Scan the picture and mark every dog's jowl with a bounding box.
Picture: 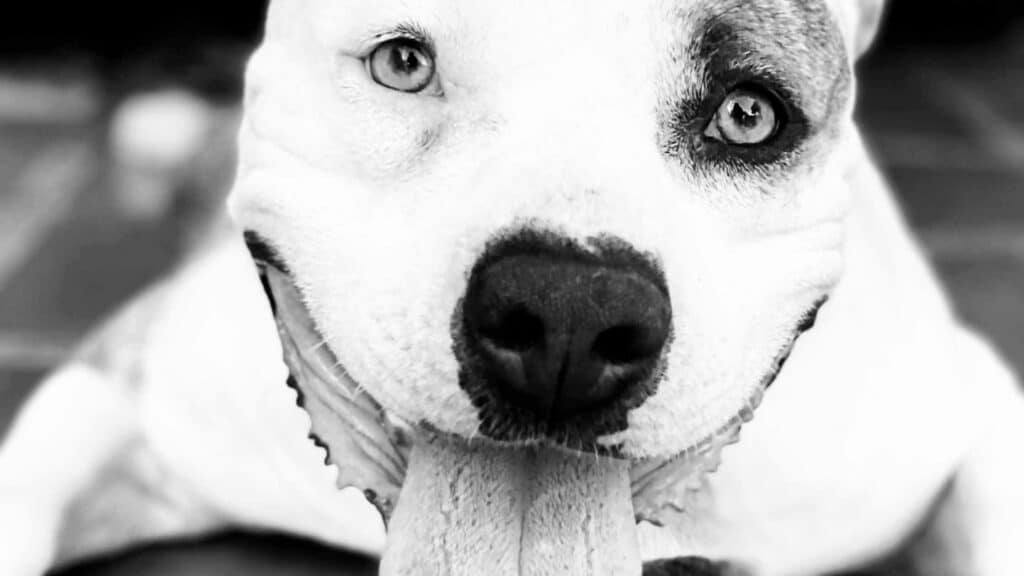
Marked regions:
[1,0,1023,575]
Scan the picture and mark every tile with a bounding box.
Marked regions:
[935,255,1024,377]
[901,54,1024,130]
[857,46,1024,149]
[856,53,982,140]
[0,124,85,189]
[0,368,44,442]
[0,168,184,335]
[856,81,977,141]
[884,166,1024,230]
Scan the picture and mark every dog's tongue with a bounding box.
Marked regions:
[256,258,758,574]
[254,262,644,574]
[382,434,641,576]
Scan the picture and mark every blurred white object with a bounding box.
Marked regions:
[109,89,238,225]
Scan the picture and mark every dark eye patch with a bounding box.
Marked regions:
[658,0,851,174]
[666,66,812,170]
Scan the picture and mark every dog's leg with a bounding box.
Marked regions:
[900,331,1024,576]
[0,362,223,575]
[0,365,137,574]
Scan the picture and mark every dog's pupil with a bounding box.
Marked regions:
[730,99,762,129]
[391,46,421,75]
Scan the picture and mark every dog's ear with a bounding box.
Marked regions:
[833,0,888,59]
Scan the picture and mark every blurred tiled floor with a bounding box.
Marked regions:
[0,117,186,440]
[0,38,1023,575]
[857,45,1024,375]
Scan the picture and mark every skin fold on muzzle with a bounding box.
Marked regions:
[243,229,824,576]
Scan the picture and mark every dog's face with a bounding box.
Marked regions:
[231,0,875,461]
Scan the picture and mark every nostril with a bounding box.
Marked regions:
[592,324,665,366]
[479,306,546,353]
[460,233,674,428]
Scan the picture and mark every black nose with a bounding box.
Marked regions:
[462,236,672,422]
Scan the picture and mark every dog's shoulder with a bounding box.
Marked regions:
[74,233,277,397]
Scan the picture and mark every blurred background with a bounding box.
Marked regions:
[0,2,1022,574]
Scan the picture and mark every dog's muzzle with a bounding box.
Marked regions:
[456,230,673,447]
[244,229,760,527]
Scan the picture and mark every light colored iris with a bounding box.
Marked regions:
[368,40,436,93]
[706,88,779,146]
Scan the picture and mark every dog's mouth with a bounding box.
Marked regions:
[247,237,796,574]
[251,248,761,519]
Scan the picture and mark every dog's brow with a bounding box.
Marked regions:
[342,17,436,56]
[370,21,432,46]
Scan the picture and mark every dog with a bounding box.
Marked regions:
[2,0,1023,574]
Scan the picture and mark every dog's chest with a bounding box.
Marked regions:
[667,318,972,573]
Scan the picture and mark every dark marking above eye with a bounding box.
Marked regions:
[691,0,850,123]
[657,0,852,171]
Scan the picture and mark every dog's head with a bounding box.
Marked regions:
[231,0,883,488]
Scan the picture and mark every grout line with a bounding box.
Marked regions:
[901,68,1024,263]
[0,332,75,372]
[865,132,1018,173]
[921,227,1024,262]
[0,141,95,294]
[0,77,98,125]
[917,67,1024,174]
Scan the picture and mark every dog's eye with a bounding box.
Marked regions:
[705,87,781,146]
[368,39,436,93]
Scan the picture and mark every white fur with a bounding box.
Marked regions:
[232,0,851,458]
[1,1,1022,574]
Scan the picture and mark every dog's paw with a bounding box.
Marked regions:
[643,556,751,576]
[0,542,52,576]
[0,498,58,576]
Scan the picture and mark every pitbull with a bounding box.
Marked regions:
[1,0,1022,574]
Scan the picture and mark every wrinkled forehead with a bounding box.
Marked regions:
[674,0,846,64]
[270,0,847,50]
[262,0,849,114]
[669,0,849,119]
